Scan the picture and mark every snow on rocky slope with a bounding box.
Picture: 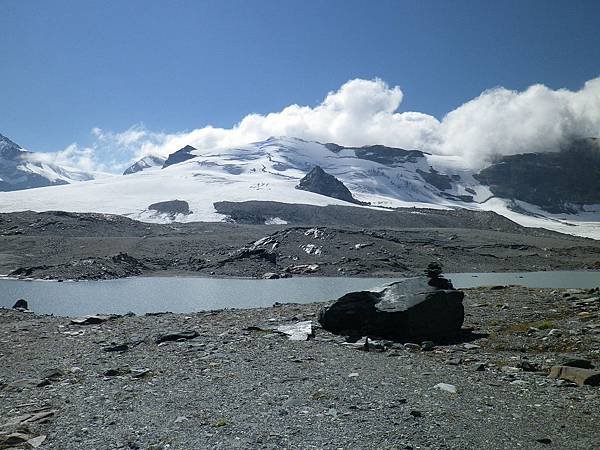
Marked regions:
[0,136,599,239]
[123,155,165,175]
[0,133,96,191]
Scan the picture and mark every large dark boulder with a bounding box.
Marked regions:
[318,277,464,340]
[296,166,363,205]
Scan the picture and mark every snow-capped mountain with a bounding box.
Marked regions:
[0,136,599,239]
[123,155,166,175]
[0,133,95,191]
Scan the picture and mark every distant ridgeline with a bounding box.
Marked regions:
[475,138,600,213]
[0,133,94,191]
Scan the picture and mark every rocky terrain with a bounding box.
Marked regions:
[1,285,599,449]
[2,209,600,281]
[475,138,600,213]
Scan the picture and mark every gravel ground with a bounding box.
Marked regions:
[1,286,599,449]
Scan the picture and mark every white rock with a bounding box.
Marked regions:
[27,435,47,448]
[434,383,458,394]
[275,321,313,341]
[463,343,480,350]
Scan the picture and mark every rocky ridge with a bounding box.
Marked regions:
[0,133,94,192]
[475,138,600,213]
[2,210,600,281]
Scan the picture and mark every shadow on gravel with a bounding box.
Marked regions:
[344,329,489,345]
[432,329,490,345]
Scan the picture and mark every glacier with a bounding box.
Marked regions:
[0,136,599,239]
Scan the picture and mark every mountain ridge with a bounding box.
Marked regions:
[1,135,600,239]
[0,133,95,192]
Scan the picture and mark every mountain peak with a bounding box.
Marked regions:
[0,133,23,158]
[296,165,363,205]
[162,145,197,168]
[123,155,166,175]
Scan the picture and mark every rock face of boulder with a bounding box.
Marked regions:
[296,166,362,205]
[148,200,191,216]
[318,277,464,340]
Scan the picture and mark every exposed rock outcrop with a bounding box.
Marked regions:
[475,138,600,213]
[148,200,191,216]
[162,145,197,168]
[295,166,363,205]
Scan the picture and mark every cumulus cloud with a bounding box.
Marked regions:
[24,143,106,173]
[438,78,600,165]
[55,76,600,172]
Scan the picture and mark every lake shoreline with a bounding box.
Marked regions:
[1,285,599,449]
[2,268,600,284]
[2,271,600,317]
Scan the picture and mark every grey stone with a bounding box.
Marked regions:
[12,298,28,309]
[103,343,129,352]
[472,363,486,372]
[421,340,436,351]
[71,315,110,325]
[549,366,600,386]
[104,367,131,377]
[262,272,280,279]
[155,330,199,344]
[434,382,458,394]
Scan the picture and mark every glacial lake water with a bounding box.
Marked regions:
[0,271,599,317]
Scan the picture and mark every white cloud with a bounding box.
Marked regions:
[44,76,600,173]
[24,143,105,173]
[437,78,600,166]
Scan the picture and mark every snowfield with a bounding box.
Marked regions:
[1,137,599,239]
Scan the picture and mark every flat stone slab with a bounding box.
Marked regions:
[70,315,110,325]
[549,366,600,386]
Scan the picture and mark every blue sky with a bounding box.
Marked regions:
[1,0,599,160]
